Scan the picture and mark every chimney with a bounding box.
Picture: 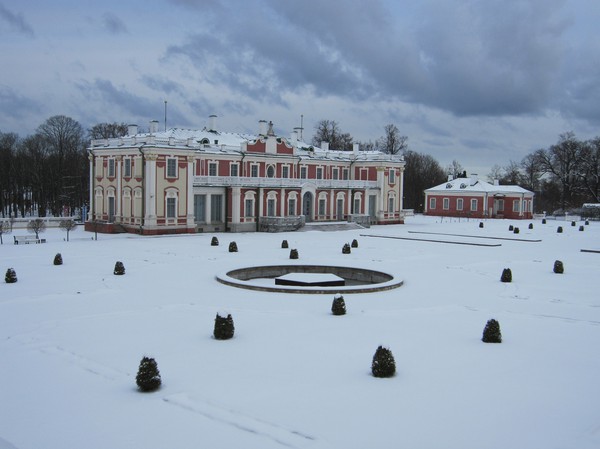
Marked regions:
[494,179,499,186]
[128,124,138,136]
[321,141,329,151]
[470,173,478,185]
[258,120,268,136]
[291,130,298,142]
[293,127,303,141]
[149,120,159,134]
[208,114,217,132]
[353,143,359,155]
[447,174,453,182]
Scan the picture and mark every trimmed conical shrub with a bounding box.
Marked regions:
[513,227,520,234]
[5,268,17,283]
[289,249,299,259]
[501,268,512,283]
[579,225,584,232]
[528,223,533,230]
[508,225,514,231]
[53,253,63,265]
[542,218,547,224]
[553,260,564,274]
[281,239,289,249]
[136,356,161,392]
[479,222,484,228]
[585,220,590,225]
[228,241,238,252]
[211,236,219,246]
[331,294,346,316]
[342,243,351,254]
[482,319,502,343]
[114,261,125,275]
[557,226,563,233]
[371,346,396,378]
[571,221,576,227]
[351,239,359,248]
[213,313,235,340]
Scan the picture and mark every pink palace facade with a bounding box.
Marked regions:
[86,117,405,235]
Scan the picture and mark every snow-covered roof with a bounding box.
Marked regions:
[425,177,533,195]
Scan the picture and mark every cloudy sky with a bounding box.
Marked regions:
[1,0,598,174]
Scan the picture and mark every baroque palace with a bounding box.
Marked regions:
[86,116,405,235]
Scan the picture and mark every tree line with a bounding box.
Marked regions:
[2,115,597,219]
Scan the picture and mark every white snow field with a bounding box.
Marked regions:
[1,215,599,449]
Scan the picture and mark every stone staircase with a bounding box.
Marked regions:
[300,221,366,232]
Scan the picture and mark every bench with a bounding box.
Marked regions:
[14,235,45,244]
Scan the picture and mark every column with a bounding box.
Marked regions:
[145,154,157,226]
[186,156,195,227]
[232,187,241,224]
[116,156,122,222]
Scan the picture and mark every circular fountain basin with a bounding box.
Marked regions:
[216,264,403,294]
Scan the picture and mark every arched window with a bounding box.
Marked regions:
[266,165,275,178]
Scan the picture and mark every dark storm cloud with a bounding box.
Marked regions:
[166,0,596,123]
[0,3,34,36]
[140,75,184,96]
[76,79,161,117]
[102,12,128,35]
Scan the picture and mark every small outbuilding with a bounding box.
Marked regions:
[424,174,534,219]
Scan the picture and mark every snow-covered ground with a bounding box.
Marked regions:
[1,215,599,449]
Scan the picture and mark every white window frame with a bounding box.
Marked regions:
[250,164,259,177]
[230,163,239,177]
[108,158,115,178]
[342,168,349,180]
[471,199,478,212]
[443,197,450,210]
[332,168,339,180]
[266,165,275,178]
[429,197,436,210]
[457,198,463,211]
[300,166,307,179]
[281,165,289,179]
[389,169,395,184]
[513,200,520,213]
[208,162,218,177]
[316,167,323,180]
[124,158,131,178]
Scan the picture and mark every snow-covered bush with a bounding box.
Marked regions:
[214,313,235,340]
[513,227,520,234]
[281,239,289,249]
[482,319,502,343]
[114,261,125,275]
[342,243,351,254]
[509,225,514,231]
[579,225,584,232]
[351,239,359,248]
[501,268,512,283]
[571,221,576,227]
[53,253,63,266]
[557,226,563,233]
[542,218,547,224]
[553,260,564,274]
[211,236,219,246]
[331,294,346,316]
[136,356,161,392]
[5,268,17,283]
[371,346,396,378]
[289,249,299,259]
[479,222,484,228]
[228,241,238,252]
[528,223,533,230]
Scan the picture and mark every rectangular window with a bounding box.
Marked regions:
[209,162,218,176]
[443,198,450,210]
[332,168,339,180]
[318,199,326,216]
[211,195,223,222]
[316,167,323,179]
[429,198,436,210]
[513,200,520,213]
[251,165,259,177]
[108,159,115,178]
[194,195,206,222]
[498,199,504,211]
[166,197,176,218]
[124,158,131,178]
[267,199,276,216]
[343,169,349,180]
[457,198,463,211]
[245,199,254,217]
[282,166,289,178]
[288,198,296,215]
[388,197,395,214]
[167,158,177,178]
[230,163,238,177]
[353,198,360,214]
[471,199,478,211]
[389,169,395,184]
[300,166,307,179]
[360,168,368,180]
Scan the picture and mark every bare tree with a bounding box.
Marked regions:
[447,160,466,179]
[580,137,600,202]
[88,122,129,140]
[0,220,10,244]
[27,218,46,239]
[487,164,504,183]
[521,152,543,192]
[311,120,353,151]
[502,160,524,185]
[378,124,408,155]
[403,150,447,211]
[59,219,77,242]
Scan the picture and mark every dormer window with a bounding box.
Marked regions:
[446,183,452,189]
[460,183,467,189]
